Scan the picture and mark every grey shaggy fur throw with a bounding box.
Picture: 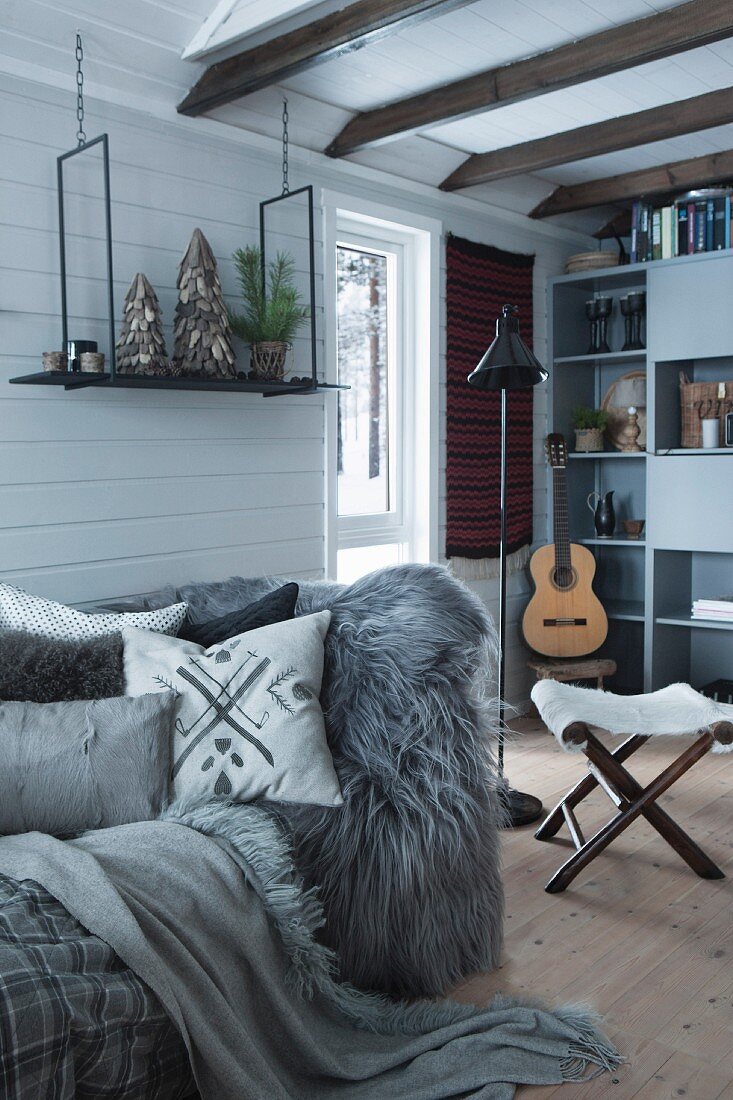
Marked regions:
[0,630,124,703]
[104,564,504,999]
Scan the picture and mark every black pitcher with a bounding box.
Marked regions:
[587,490,615,537]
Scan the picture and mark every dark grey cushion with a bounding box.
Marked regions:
[178,582,299,648]
[102,564,504,999]
[0,694,176,836]
[0,630,124,703]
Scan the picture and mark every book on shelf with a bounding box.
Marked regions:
[630,200,639,262]
[691,596,733,621]
[652,209,662,261]
[692,597,733,609]
[694,200,707,253]
[630,188,733,264]
[688,201,697,254]
[640,204,650,263]
[661,206,673,259]
[713,195,728,250]
[676,204,688,258]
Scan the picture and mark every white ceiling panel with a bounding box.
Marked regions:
[183,0,318,58]
[536,122,733,187]
[0,0,731,224]
[209,85,352,148]
[423,44,733,154]
[281,0,682,112]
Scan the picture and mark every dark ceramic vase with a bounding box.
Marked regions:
[587,490,615,537]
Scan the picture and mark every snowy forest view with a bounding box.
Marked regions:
[336,245,391,518]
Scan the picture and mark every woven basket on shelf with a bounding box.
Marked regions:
[250,341,291,381]
[564,252,619,274]
[679,373,733,448]
[574,428,605,452]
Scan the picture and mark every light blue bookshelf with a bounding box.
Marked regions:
[547,250,733,693]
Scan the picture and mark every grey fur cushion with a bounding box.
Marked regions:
[0,630,124,702]
[102,564,504,998]
[0,694,176,836]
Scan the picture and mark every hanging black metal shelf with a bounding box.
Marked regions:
[28,78,343,400]
[9,371,347,397]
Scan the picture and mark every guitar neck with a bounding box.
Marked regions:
[552,467,572,573]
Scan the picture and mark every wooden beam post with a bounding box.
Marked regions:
[532,148,733,218]
[594,211,633,240]
[326,0,733,157]
[177,0,471,117]
[440,86,733,192]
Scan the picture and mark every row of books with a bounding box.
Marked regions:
[630,191,733,264]
[691,597,733,622]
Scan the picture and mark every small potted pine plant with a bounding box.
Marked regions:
[229,246,309,381]
[572,405,609,452]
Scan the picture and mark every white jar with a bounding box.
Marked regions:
[702,418,719,449]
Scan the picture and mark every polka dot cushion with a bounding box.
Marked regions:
[0,583,187,640]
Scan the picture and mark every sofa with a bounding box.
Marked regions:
[106,562,505,998]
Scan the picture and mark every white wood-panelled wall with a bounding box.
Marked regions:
[0,72,591,705]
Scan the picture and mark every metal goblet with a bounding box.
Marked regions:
[626,291,646,350]
[595,296,613,354]
[585,299,601,354]
[620,295,634,351]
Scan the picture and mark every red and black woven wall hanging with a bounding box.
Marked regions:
[445,233,535,579]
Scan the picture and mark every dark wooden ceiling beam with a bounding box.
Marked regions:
[178,0,471,116]
[327,0,733,157]
[439,86,733,192]
[531,148,733,219]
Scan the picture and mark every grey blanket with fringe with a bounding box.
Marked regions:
[0,802,620,1099]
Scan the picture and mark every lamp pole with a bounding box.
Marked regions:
[467,305,546,828]
[498,387,508,774]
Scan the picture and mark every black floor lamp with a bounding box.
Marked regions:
[467,305,547,828]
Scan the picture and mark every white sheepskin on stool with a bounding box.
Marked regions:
[532,680,733,754]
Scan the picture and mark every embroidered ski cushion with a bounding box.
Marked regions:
[0,694,176,836]
[0,584,187,641]
[122,611,342,808]
[178,583,299,648]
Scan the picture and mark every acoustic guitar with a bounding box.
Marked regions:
[522,433,608,658]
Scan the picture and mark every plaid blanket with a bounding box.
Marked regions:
[0,811,622,1099]
[0,873,196,1099]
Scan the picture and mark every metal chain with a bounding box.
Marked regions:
[75,33,86,147]
[281,98,289,195]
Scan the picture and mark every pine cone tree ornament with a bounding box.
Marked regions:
[116,273,169,375]
[172,229,236,378]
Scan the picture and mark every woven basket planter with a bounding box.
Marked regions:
[679,372,733,448]
[574,428,604,453]
[250,341,291,381]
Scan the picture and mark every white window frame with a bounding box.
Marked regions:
[334,225,406,542]
[322,191,441,579]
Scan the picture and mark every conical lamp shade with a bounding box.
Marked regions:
[467,305,548,392]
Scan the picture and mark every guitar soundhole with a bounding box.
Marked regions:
[553,566,575,590]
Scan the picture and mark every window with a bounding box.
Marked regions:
[323,195,441,582]
[335,227,406,581]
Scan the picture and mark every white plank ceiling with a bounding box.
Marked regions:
[3,0,733,222]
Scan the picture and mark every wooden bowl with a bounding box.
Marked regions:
[623,519,645,539]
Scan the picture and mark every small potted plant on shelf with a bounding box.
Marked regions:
[229,246,310,381]
[572,406,609,452]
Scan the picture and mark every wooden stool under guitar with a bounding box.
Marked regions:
[523,434,608,660]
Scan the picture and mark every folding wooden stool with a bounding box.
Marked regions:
[531,680,733,894]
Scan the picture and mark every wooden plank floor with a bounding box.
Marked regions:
[452,716,733,1099]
